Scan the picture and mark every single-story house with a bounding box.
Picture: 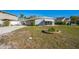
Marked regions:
[18,16,55,26]
[55,17,65,22]
[65,18,71,24]
[0,11,21,26]
[55,17,71,25]
[35,17,55,26]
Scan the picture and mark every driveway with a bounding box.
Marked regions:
[0,26,25,35]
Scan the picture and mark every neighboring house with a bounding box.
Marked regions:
[70,17,79,25]
[55,17,65,22]
[55,17,71,25]
[18,15,35,26]
[35,17,55,26]
[0,11,21,26]
[65,18,71,24]
[76,17,79,25]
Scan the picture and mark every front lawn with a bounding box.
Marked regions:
[0,25,79,48]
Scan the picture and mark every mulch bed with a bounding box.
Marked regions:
[42,30,61,34]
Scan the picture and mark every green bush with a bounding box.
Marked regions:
[3,20,10,26]
[31,21,35,26]
[48,27,55,32]
[76,21,79,25]
[55,21,66,25]
[31,22,35,26]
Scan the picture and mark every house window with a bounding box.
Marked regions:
[45,21,52,25]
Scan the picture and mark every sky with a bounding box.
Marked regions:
[2,10,79,18]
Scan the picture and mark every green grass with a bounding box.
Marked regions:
[0,25,79,49]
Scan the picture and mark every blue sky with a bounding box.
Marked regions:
[2,10,79,17]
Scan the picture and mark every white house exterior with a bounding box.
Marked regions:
[0,11,21,26]
[35,17,55,26]
[0,20,3,26]
[9,21,22,26]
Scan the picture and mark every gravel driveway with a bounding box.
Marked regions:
[0,26,25,35]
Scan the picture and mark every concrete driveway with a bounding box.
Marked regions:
[0,26,25,35]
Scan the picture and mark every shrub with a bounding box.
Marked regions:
[67,23,70,25]
[76,21,79,25]
[31,20,35,26]
[3,20,10,26]
[55,21,66,25]
[48,27,55,32]
[31,22,35,26]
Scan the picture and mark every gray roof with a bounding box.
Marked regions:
[0,11,17,17]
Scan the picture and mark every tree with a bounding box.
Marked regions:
[19,14,24,18]
[70,16,78,24]
[29,16,37,26]
[18,14,25,21]
[29,16,37,20]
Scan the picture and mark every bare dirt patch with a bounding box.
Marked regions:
[0,28,32,49]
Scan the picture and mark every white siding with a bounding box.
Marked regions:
[35,19,44,25]
[44,19,55,25]
[35,18,55,26]
[10,21,21,26]
[0,20,21,26]
[0,20,3,24]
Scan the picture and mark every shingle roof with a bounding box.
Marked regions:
[0,11,17,17]
[56,17,65,20]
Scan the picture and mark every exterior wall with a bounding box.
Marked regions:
[62,18,66,22]
[10,21,22,26]
[0,20,22,26]
[0,20,4,26]
[44,19,55,26]
[35,19,44,25]
[52,20,55,25]
[21,20,35,26]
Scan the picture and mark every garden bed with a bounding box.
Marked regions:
[42,27,61,34]
[42,30,61,34]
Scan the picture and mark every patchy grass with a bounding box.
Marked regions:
[0,25,79,49]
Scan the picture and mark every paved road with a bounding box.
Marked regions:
[0,26,25,35]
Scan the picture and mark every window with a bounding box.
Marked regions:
[45,21,52,25]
